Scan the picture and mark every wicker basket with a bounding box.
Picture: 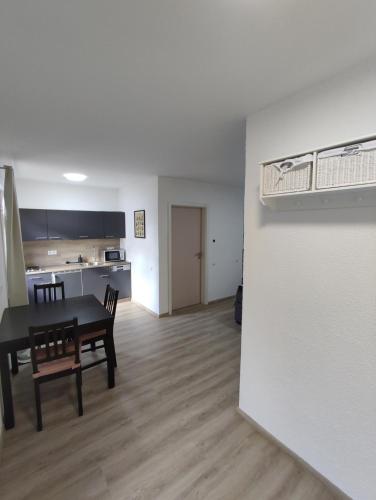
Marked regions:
[263,155,313,195]
[317,141,376,189]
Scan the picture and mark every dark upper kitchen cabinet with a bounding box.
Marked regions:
[47,210,103,240]
[20,209,125,241]
[102,211,125,238]
[20,209,48,241]
[75,211,103,239]
[47,210,78,240]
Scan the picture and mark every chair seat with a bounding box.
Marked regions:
[80,329,107,344]
[33,356,80,379]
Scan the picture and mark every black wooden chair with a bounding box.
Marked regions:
[11,281,66,376]
[34,281,65,304]
[80,285,118,386]
[29,317,83,431]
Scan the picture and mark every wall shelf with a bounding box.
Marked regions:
[260,134,376,210]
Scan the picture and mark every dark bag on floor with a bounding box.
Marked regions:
[234,285,242,325]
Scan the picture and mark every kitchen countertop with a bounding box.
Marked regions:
[25,261,131,275]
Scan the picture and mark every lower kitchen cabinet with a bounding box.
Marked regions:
[82,268,110,302]
[109,267,132,299]
[82,266,131,302]
[26,266,131,305]
[26,273,53,304]
[53,270,83,298]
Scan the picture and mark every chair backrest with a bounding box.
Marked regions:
[29,318,79,374]
[34,282,65,304]
[104,284,119,318]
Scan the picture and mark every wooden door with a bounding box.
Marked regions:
[172,206,202,311]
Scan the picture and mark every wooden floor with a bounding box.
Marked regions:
[0,299,342,500]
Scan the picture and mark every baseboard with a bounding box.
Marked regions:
[158,312,169,318]
[131,300,160,318]
[236,408,350,500]
[208,295,235,305]
[132,296,235,319]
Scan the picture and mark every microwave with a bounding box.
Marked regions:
[103,249,126,262]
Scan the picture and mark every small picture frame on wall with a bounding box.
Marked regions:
[134,210,145,238]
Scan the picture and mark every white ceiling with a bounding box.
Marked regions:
[1,1,376,188]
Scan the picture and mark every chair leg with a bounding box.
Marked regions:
[104,337,115,389]
[76,370,83,417]
[11,352,19,375]
[108,332,117,368]
[34,381,42,431]
[90,341,96,351]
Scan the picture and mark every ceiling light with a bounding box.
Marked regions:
[63,172,87,182]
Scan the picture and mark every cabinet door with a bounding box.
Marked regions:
[20,209,48,241]
[47,210,78,240]
[109,269,131,299]
[54,271,83,298]
[75,211,104,240]
[82,267,110,302]
[102,212,125,239]
[26,273,53,304]
[47,210,103,240]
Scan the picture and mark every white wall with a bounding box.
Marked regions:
[118,175,159,315]
[0,181,8,434]
[158,177,243,315]
[0,190,7,312]
[16,178,119,211]
[240,57,376,500]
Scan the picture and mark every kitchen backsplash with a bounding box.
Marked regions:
[23,239,120,267]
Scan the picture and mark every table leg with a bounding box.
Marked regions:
[11,352,19,375]
[106,325,115,389]
[0,351,15,429]
[108,330,117,368]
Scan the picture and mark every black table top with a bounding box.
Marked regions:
[0,295,112,351]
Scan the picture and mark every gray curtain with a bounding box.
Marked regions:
[3,166,28,306]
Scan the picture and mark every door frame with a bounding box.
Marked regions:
[168,203,208,315]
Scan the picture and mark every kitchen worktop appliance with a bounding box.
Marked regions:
[103,248,125,262]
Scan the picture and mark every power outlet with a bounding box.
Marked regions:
[48,250,57,256]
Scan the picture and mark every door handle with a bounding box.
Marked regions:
[195,252,203,259]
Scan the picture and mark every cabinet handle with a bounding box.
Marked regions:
[79,235,89,238]
[49,236,61,239]
[100,275,109,278]
[105,235,115,238]
[35,237,47,240]
[29,277,43,280]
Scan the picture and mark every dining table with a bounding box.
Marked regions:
[0,294,114,430]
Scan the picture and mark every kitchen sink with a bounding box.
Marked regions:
[78,262,102,267]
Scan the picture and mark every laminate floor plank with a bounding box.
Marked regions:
[0,299,344,500]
